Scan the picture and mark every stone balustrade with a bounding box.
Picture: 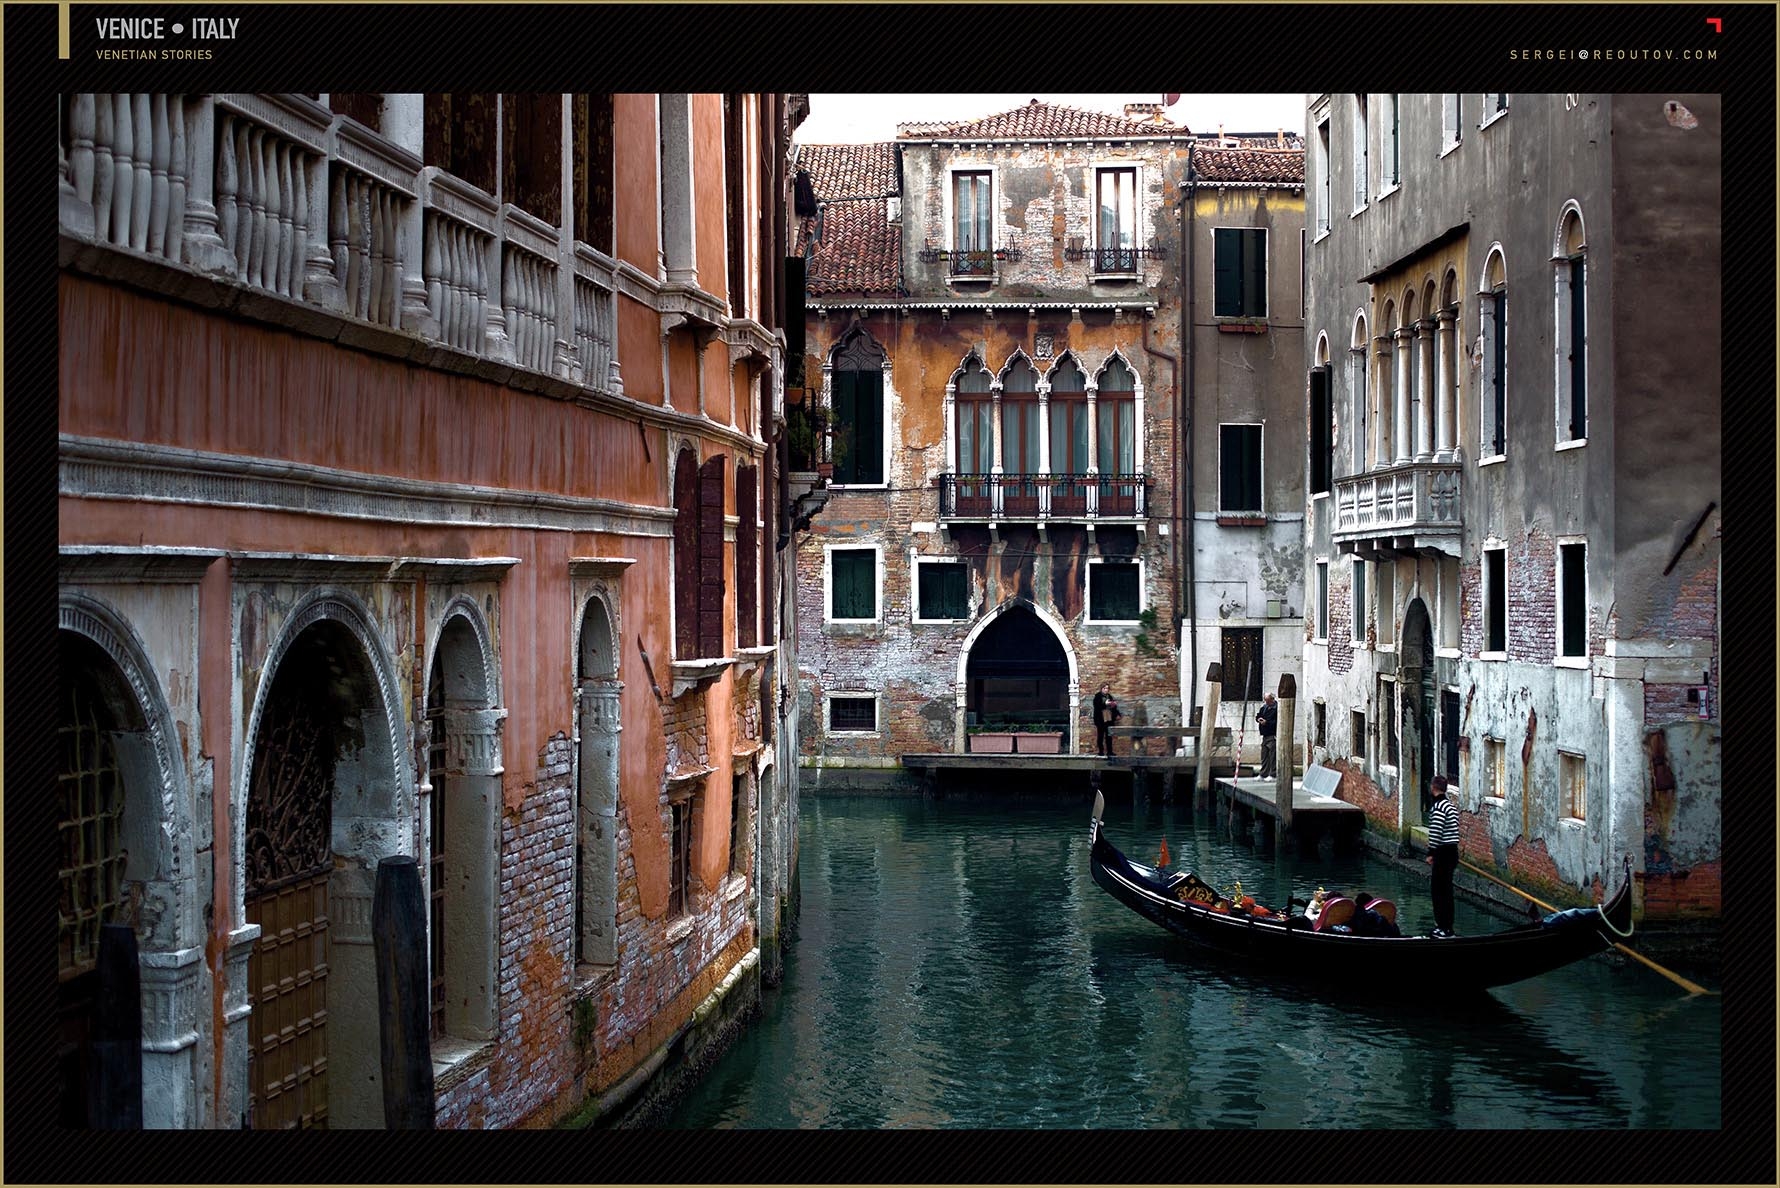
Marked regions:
[60,93,628,397]
[1331,460,1462,557]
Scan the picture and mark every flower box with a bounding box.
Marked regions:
[967,732,1016,754]
[1015,732,1063,754]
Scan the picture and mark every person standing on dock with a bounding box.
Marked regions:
[1255,693,1278,778]
[1093,682,1121,757]
[1426,775,1460,937]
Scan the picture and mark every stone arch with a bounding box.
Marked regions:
[57,591,202,1128]
[422,597,503,1047]
[954,598,1081,752]
[239,588,411,1129]
[1401,597,1436,827]
[1552,199,1587,258]
[1315,330,1331,366]
[574,588,624,966]
[1478,243,1508,294]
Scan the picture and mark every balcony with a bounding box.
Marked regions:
[58,93,623,393]
[938,473,1151,526]
[1331,461,1462,558]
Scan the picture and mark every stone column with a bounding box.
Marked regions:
[577,682,622,966]
[659,93,697,286]
[988,378,1005,517]
[942,380,957,476]
[1085,380,1100,515]
[1035,375,1051,516]
[1372,334,1392,472]
[1275,674,1297,833]
[382,93,438,338]
[1436,308,1459,460]
[220,922,261,1128]
[1392,325,1413,464]
[1195,662,1223,795]
[138,944,205,1129]
[178,95,235,275]
[1415,319,1435,460]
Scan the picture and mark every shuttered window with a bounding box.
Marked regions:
[830,549,876,621]
[736,465,757,650]
[698,455,727,658]
[1219,424,1263,513]
[1309,368,1332,495]
[831,368,884,485]
[1214,229,1267,317]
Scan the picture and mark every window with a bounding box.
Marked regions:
[736,465,758,649]
[724,95,747,319]
[1313,700,1327,749]
[1379,678,1398,767]
[1047,355,1090,481]
[1556,209,1588,443]
[1559,542,1587,659]
[424,93,498,195]
[829,548,878,622]
[1088,560,1141,622]
[1481,250,1508,458]
[1351,710,1367,760]
[572,94,615,254]
[668,454,720,660]
[1351,559,1368,643]
[956,354,995,474]
[1484,736,1505,800]
[1375,563,1394,646]
[1349,317,1369,475]
[1309,368,1332,496]
[501,93,564,224]
[1213,229,1267,317]
[669,798,693,918]
[1000,358,1041,514]
[1483,546,1506,654]
[1352,95,1369,211]
[1439,556,1461,651]
[1095,167,1137,272]
[1384,93,1401,188]
[1441,94,1462,152]
[1560,751,1587,820]
[1095,358,1139,514]
[1483,93,1509,125]
[1314,118,1331,234]
[829,695,877,733]
[831,331,886,485]
[952,170,993,274]
[916,561,970,621]
[729,773,747,876]
[1315,561,1329,641]
[1219,423,1263,513]
[1221,628,1264,701]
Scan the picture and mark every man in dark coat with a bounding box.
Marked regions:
[1092,682,1121,757]
[1255,692,1279,778]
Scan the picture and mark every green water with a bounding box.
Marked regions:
[666,794,1721,1129]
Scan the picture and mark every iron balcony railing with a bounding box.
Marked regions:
[1063,244,1168,272]
[939,473,1150,521]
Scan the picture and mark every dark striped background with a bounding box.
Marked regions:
[7,2,1770,1181]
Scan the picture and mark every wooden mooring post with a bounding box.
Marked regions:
[373,856,435,1129]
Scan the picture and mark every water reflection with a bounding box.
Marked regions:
[666,795,1720,1129]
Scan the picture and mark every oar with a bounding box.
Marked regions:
[1457,858,1716,997]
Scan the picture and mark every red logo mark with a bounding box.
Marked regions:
[1706,17,1722,32]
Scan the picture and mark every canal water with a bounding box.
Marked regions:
[666,793,1721,1129]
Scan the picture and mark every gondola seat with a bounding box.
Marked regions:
[1315,897,1355,931]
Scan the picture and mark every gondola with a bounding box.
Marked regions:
[1088,792,1634,992]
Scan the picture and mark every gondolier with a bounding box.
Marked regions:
[1426,775,1460,937]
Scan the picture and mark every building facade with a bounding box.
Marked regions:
[1299,93,1721,919]
[792,101,1305,768]
[56,91,807,1127]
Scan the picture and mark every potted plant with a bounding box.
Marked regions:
[1015,723,1064,754]
[786,402,823,474]
[967,724,1016,753]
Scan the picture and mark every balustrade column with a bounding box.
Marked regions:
[1435,308,1458,460]
[483,216,513,362]
[61,94,96,236]
[1392,325,1413,464]
[1414,318,1435,460]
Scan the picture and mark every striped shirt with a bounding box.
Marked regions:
[1428,797,1460,848]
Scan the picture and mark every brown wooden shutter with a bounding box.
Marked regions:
[698,455,728,657]
[736,465,758,650]
[674,450,699,657]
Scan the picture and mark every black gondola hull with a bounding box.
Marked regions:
[1089,810,1634,993]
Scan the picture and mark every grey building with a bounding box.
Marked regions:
[1299,93,1720,923]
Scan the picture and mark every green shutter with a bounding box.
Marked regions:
[1214,230,1238,316]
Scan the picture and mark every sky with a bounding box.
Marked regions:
[797,93,1305,145]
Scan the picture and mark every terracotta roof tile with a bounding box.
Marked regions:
[1193,147,1306,184]
[897,100,1180,142]
[798,142,899,201]
[800,198,901,296]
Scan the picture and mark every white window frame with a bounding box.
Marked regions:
[1552,203,1589,450]
[1481,542,1508,660]
[1091,161,1142,278]
[1556,537,1589,668]
[1478,245,1509,465]
[1351,94,1369,215]
[1213,226,1270,319]
[1313,113,1332,238]
[1377,93,1402,199]
[1377,674,1399,773]
[826,691,882,737]
[1436,555,1462,656]
[1086,556,1145,625]
[944,161,999,280]
[911,555,974,624]
[1217,420,1266,513]
[1558,750,1587,823]
[1314,559,1329,642]
[1441,94,1463,156]
[1480,92,1510,131]
[1350,708,1368,761]
[1482,735,1506,803]
[824,542,884,625]
[1351,558,1368,644]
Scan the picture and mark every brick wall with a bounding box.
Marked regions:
[1507,529,1556,665]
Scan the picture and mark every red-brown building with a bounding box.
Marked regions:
[56,92,807,1127]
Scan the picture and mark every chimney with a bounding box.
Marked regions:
[1276,128,1284,148]
[1124,102,1165,124]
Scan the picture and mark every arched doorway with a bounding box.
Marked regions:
[1401,598,1435,818]
[959,601,1075,744]
[244,610,404,1129]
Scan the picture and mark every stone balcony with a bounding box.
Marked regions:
[1331,460,1462,558]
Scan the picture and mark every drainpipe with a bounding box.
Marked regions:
[1181,144,1199,719]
